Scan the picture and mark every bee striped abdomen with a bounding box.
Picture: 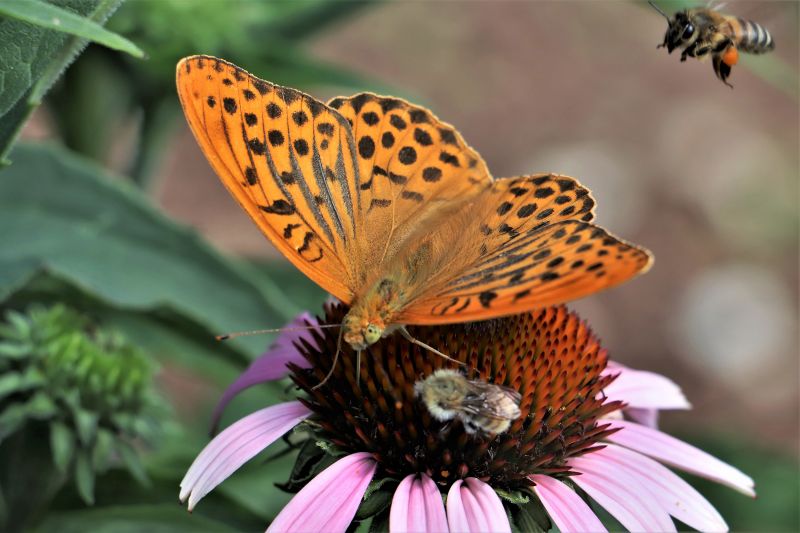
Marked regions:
[726,17,775,54]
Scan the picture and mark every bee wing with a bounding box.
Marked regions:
[461,381,522,420]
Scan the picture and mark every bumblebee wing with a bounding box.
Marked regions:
[461,382,522,420]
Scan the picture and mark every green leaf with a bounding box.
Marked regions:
[510,496,550,533]
[0,367,43,400]
[0,0,142,58]
[34,504,240,532]
[0,0,127,164]
[495,487,531,505]
[0,143,291,359]
[91,427,114,469]
[367,508,390,533]
[0,341,33,359]
[74,448,95,505]
[354,477,395,520]
[116,440,149,486]
[73,408,99,446]
[49,420,76,473]
[0,0,96,116]
[0,392,57,440]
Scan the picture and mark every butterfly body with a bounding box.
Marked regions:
[342,276,405,349]
[176,55,652,355]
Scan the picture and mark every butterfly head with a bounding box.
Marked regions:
[342,311,386,350]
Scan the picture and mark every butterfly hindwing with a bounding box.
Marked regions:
[176,55,359,301]
[396,174,652,324]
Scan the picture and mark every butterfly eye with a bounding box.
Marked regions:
[682,23,694,39]
[364,324,382,345]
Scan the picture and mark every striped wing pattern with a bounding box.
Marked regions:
[177,55,359,301]
[397,175,652,323]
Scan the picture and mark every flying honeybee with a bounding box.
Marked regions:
[414,369,522,435]
[649,2,775,87]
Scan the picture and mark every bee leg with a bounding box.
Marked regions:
[313,326,343,390]
[399,326,465,367]
[713,55,734,88]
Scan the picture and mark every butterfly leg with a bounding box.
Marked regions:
[398,327,465,366]
[313,327,343,390]
[355,349,362,388]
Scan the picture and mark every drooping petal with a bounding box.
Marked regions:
[624,407,659,428]
[602,419,756,497]
[447,478,511,533]
[569,452,676,532]
[210,313,317,432]
[180,401,311,510]
[531,475,607,533]
[390,473,448,532]
[602,363,691,411]
[593,444,728,532]
[267,452,377,533]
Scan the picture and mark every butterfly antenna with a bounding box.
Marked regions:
[648,1,670,21]
[313,327,343,390]
[216,324,340,341]
[399,327,465,367]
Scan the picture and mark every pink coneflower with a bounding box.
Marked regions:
[180,304,754,532]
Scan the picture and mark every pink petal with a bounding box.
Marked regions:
[595,444,728,532]
[447,478,511,533]
[390,473,448,532]
[601,364,691,411]
[602,419,755,497]
[210,313,317,432]
[569,453,676,532]
[267,452,377,532]
[625,407,660,428]
[180,401,311,510]
[531,475,607,533]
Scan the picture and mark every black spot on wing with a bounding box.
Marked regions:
[223,98,237,114]
[260,200,295,215]
[401,190,423,202]
[267,103,282,119]
[479,291,497,308]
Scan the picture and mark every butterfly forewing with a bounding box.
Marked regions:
[176,55,358,301]
[329,94,493,277]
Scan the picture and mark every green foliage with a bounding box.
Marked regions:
[0,303,165,529]
[0,143,291,360]
[509,495,550,533]
[34,504,241,533]
[0,0,142,57]
[0,0,131,165]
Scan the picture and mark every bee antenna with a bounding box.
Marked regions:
[648,1,670,21]
[216,323,340,341]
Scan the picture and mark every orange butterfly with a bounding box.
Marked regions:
[176,55,652,359]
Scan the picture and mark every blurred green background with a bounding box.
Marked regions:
[0,0,797,531]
